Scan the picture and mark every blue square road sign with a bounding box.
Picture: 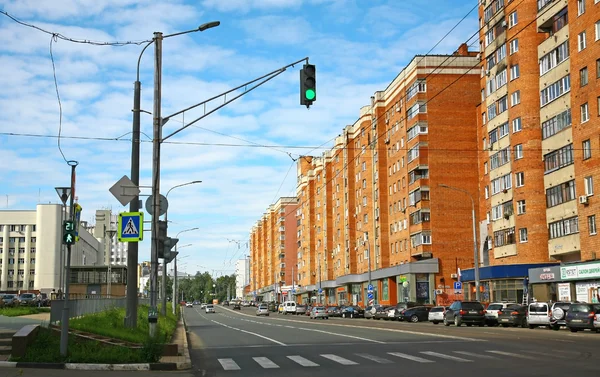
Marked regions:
[118,212,144,242]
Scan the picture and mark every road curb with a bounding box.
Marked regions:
[0,361,181,370]
[179,309,192,370]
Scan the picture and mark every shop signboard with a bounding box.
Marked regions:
[560,262,600,280]
[557,283,571,302]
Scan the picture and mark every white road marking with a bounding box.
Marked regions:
[320,354,358,365]
[421,351,473,362]
[453,351,497,359]
[355,353,394,364]
[206,317,286,346]
[253,357,279,369]
[287,355,320,367]
[218,305,483,342]
[486,350,536,359]
[521,350,570,358]
[388,352,434,363]
[299,327,386,344]
[218,359,240,370]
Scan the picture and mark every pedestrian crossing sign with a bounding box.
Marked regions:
[118,212,143,242]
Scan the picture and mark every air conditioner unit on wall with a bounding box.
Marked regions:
[435,289,444,295]
[579,195,589,205]
[450,273,458,279]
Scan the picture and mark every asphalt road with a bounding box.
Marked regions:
[187,305,600,377]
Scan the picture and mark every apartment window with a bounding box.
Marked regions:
[519,228,528,243]
[539,41,569,76]
[490,147,510,170]
[544,144,574,173]
[511,90,521,107]
[584,176,594,196]
[551,8,569,35]
[517,200,526,214]
[597,59,600,78]
[540,75,571,107]
[542,109,571,139]
[362,179,367,189]
[488,103,497,120]
[498,96,508,113]
[498,122,509,138]
[509,11,518,27]
[496,69,507,88]
[549,217,579,239]
[515,172,525,187]
[491,173,512,195]
[589,215,597,235]
[578,31,586,51]
[362,161,367,171]
[583,139,592,160]
[514,144,523,159]
[580,67,588,86]
[581,103,589,122]
[510,64,520,80]
[577,0,585,16]
[546,180,576,208]
[596,21,600,41]
[509,39,519,55]
[485,186,489,199]
[494,227,515,247]
[484,162,488,174]
[512,117,522,133]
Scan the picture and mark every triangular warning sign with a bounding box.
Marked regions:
[123,218,139,235]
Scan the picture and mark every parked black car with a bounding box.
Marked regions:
[233,302,241,310]
[566,303,600,332]
[372,305,391,320]
[328,306,345,317]
[401,306,431,323]
[341,306,364,318]
[393,301,418,321]
[497,305,528,328]
[444,301,486,327]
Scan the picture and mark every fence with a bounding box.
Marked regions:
[50,298,151,324]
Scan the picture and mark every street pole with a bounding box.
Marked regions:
[172,244,177,315]
[105,227,117,297]
[438,184,480,301]
[60,161,77,356]
[149,31,163,338]
[367,232,371,292]
[318,258,322,305]
[125,77,142,328]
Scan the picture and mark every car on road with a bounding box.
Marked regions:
[233,302,241,310]
[341,306,364,318]
[443,301,486,327]
[428,306,447,324]
[497,305,528,328]
[283,301,297,315]
[310,306,328,319]
[256,304,270,316]
[565,303,600,332]
[295,304,308,315]
[186,302,193,308]
[401,306,430,323]
[222,301,229,306]
[200,303,207,309]
[485,302,518,326]
[205,304,215,313]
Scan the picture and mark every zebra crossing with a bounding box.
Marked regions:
[216,348,549,371]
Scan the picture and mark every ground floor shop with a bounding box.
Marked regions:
[529,261,600,303]
[460,263,556,304]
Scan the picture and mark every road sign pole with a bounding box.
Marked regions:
[60,161,78,357]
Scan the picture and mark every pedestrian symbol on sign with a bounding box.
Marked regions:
[123,218,139,235]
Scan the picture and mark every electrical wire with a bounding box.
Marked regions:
[49,35,67,163]
[0,11,152,46]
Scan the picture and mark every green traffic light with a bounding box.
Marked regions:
[305,89,316,101]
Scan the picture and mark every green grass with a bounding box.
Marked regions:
[12,326,155,363]
[0,306,51,317]
[69,304,178,344]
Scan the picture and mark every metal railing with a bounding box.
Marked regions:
[50,298,150,323]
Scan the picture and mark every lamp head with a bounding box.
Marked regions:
[199,21,220,31]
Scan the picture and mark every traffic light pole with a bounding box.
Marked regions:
[60,161,78,357]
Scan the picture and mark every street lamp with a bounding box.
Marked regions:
[438,184,480,301]
[172,244,192,315]
[134,21,219,337]
[160,181,202,316]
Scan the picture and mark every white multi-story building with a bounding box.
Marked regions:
[235,257,250,299]
[89,209,128,266]
[0,204,101,293]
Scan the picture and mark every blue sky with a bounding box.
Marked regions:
[0,0,478,277]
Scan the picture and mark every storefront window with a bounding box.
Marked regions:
[382,279,389,301]
[338,291,347,305]
[492,279,523,303]
[416,273,429,304]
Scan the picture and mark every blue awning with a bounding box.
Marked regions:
[461,263,556,282]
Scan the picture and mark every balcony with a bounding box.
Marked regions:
[548,234,580,258]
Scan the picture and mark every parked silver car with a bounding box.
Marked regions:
[295,304,308,315]
[310,306,328,319]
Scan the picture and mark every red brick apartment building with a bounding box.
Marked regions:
[249,198,298,302]
[464,0,600,304]
[270,44,483,307]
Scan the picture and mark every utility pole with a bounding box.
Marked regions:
[149,31,163,337]
[318,258,322,305]
[172,245,177,315]
[125,77,141,328]
[60,161,77,356]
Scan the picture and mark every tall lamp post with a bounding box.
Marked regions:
[438,184,480,301]
[172,244,192,315]
[143,22,219,337]
[161,181,201,315]
[105,226,117,297]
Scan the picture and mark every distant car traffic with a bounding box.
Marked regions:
[186,302,193,308]
[205,304,215,313]
[256,304,269,316]
[233,302,241,310]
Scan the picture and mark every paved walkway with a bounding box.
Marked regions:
[159,315,191,368]
[0,313,49,332]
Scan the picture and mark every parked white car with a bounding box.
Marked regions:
[527,302,551,328]
[283,301,297,315]
[428,306,447,324]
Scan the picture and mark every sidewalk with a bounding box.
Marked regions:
[159,313,191,369]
